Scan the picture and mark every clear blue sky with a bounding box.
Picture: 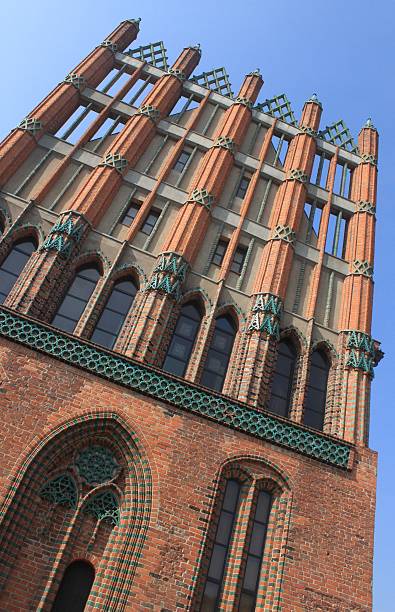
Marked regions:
[0,1,393,609]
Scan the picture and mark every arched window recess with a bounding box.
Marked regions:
[91,276,138,349]
[52,264,101,334]
[201,313,237,392]
[163,300,203,377]
[267,339,297,418]
[0,237,37,304]
[303,349,330,431]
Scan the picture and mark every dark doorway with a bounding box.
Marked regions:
[51,560,95,612]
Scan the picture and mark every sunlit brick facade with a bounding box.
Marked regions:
[0,19,381,611]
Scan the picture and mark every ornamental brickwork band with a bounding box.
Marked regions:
[0,17,381,612]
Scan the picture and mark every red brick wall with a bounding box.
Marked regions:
[0,337,376,611]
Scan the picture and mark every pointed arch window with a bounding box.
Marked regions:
[199,480,272,611]
[163,302,202,377]
[201,479,241,610]
[0,238,37,304]
[201,315,237,392]
[52,265,101,333]
[91,277,138,349]
[303,350,329,431]
[51,560,95,612]
[268,340,297,417]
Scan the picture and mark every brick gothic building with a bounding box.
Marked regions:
[0,18,381,612]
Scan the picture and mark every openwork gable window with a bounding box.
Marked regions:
[52,265,101,333]
[268,340,297,417]
[201,315,236,392]
[91,278,138,349]
[163,302,202,377]
[0,238,37,304]
[303,349,329,430]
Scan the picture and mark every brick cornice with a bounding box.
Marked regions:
[0,306,352,469]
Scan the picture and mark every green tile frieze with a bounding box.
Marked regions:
[0,307,352,469]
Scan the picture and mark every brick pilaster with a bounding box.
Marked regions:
[71,45,201,226]
[232,95,323,407]
[336,119,378,444]
[124,72,263,363]
[4,46,201,317]
[0,19,140,186]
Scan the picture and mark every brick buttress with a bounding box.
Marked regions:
[121,71,263,362]
[5,45,201,318]
[231,95,323,408]
[0,19,140,187]
[334,119,379,444]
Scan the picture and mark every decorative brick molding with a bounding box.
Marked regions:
[146,252,188,301]
[286,168,308,183]
[136,104,161,123]
[248,293,283,340]
[101,40,118,53]
[350,259,374,278]
[299,124,318,137]
[233,97,253,110]
[270,224,296,244]
[100,152,128,173]
[212,136,236,155]
[63,72,86,90]
[355,200,376,215]
[0,307,352,468]
[360,153,377,167]
[40,211,87,258]
[345,330,375,377]
[189,188,215,211]
[18,117,42,136]
[166,68,186,82]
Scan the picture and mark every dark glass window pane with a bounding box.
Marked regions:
[243,555,261,592]
[51,314,76,334]
[173,150,191,172]
[216,511,234,546]
[162,355,186,377]
[121,202,140,227]
[163,303,201,378]
[212,240,228,266]
[89,328,115,349]
[0,239,36,304]
[51,560,95,612]
[141,209,161,235]
[91,278,137,349]
[304,408,325,430]
[201,580,219,612]
[268,340,296,418]
[255,491,271,523]
[238,490,271,610]
[230,246,247,275]
[201,315,236,392]
[207,544,227,581]
[201,480,241,611]
[303,350,329,431]
[236,176,251,199]
[52,266,100,334]
[238,591,256,612]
